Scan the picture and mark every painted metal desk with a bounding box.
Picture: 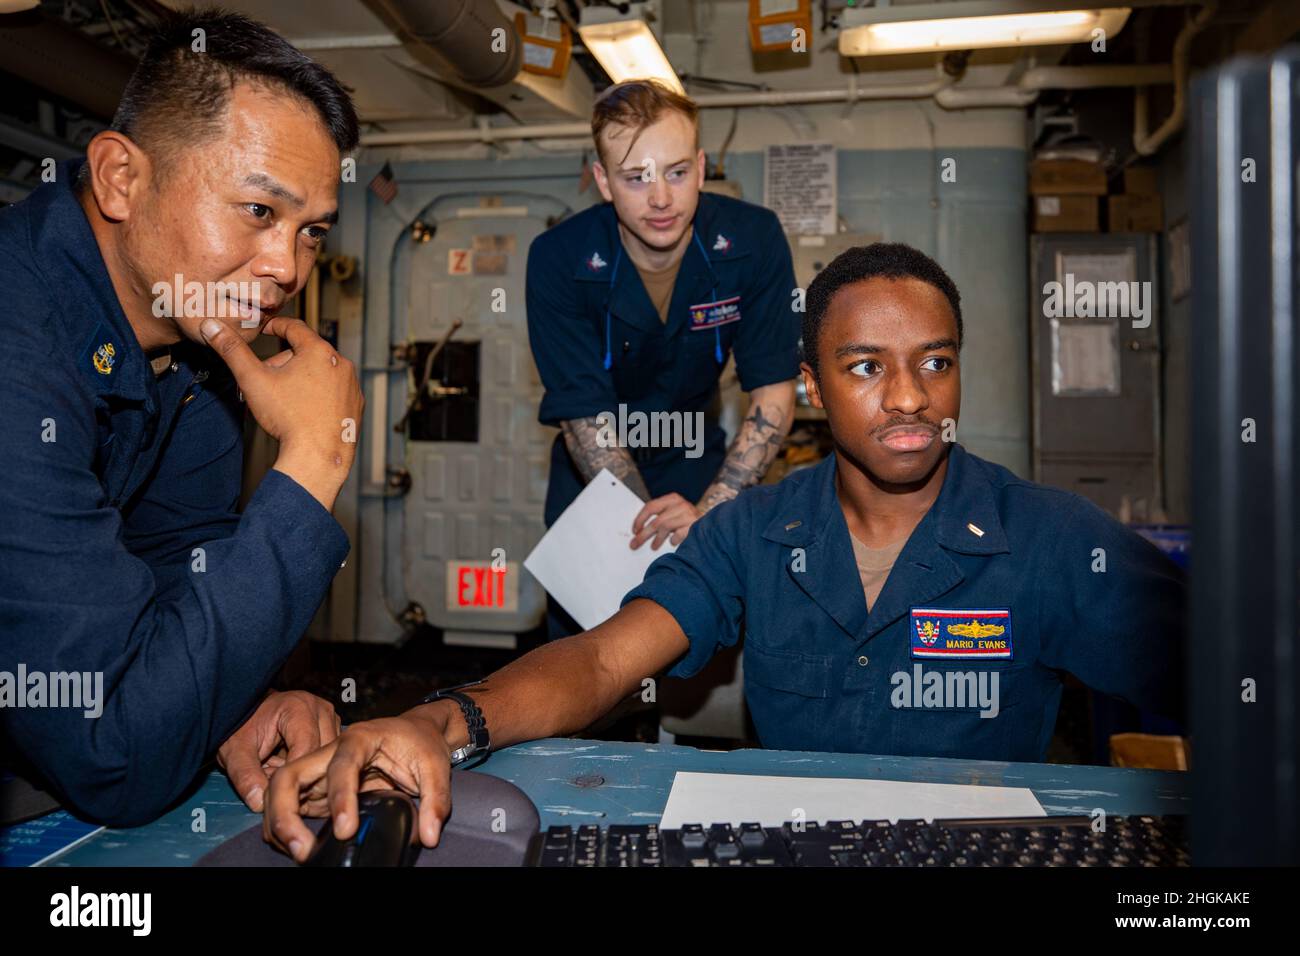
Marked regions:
[14,738,1190,866]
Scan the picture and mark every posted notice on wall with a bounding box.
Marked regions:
[764,142,837,235]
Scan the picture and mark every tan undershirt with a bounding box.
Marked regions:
[849,532,910,613]
[635,257,683,324]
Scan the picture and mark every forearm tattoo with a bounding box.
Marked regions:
[699,400,793,513]
[560,417,651,502]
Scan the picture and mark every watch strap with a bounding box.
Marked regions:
[421,682,490,763]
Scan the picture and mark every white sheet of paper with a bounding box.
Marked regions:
[523,468,676,631]
[659,771,1046,828]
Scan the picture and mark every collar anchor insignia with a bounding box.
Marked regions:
[92,342,117,375]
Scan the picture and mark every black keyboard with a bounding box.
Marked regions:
[531,815,1189,867]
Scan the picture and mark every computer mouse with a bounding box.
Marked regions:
[199,770,540,867]
[303,789,422,867]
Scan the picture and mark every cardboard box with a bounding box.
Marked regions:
[1029,159,1107,195]
[1033,195,1100,233]
[1122,164,1160,196]
[1108,193,1163,232]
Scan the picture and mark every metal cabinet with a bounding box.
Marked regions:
[1030,233,1164,518]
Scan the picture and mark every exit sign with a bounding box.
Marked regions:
[446,560,519,613]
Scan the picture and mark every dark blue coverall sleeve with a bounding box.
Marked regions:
[118,374,245,587]
[622,494,750,680]
[0,337,349,826]
[731,211,801,392]
[527,233,618,426]
[1036,496,1187,723]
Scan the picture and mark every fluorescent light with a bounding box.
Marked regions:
[578,6,684,94]
[840,2,1132,57]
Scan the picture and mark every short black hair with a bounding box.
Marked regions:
[76,7,357,190]
[802,243,963,377]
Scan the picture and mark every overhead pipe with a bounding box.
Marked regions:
[1021,63,1173,90]
[696,62,957,108]
[1133,1,1218,155]
[363,121,591,146]
[935,63,1174,110]
[370,0,522,88]
[936,84,1039,109]
[285,34,403,51]
[360,62,1180,146]
[0,116,81,162]
[361,62,956,144]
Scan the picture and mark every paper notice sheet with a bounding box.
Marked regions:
[659,771,1046,829]
[523,468,676,631]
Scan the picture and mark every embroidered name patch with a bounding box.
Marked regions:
[910,608,1013,660]
[689,295,741,330]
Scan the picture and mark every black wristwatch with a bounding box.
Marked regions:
[421,680,490,766]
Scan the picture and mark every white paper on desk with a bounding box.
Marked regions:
[523,468,676,631]
[659,771,1046,828]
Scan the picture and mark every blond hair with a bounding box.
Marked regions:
[591,79,699,165]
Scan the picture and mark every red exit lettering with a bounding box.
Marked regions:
[456,566,507,607]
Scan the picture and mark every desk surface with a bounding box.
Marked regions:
[14,739,1190,867]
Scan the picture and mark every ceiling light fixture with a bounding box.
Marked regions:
[578,3,684,94]
[839,1,1132,57]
